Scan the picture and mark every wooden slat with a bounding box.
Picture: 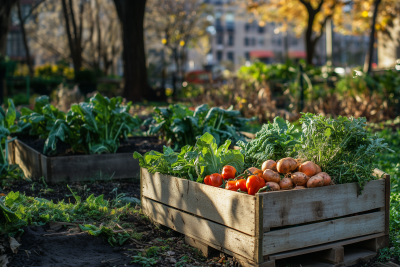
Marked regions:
[263,211,385,255]
[268,233,385,261]
[141,168,257,236]
[262,179,385,228]
[384,174,390,235]
[45,153,139,183]
[142,197,257,260]
[13,140,42,180]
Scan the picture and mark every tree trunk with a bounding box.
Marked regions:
[364,0,382,74]
[304,12,316,65]
[0,0,18,55]
[17,1,33,77]
[61,0,83,71]
[113,0,147,102]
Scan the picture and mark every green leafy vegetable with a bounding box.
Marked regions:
[145,104,254,150]
[134,132,244,181]
[296,113,393,190]
[237,117,301,169]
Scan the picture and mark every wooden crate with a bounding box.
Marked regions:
[7,139,140,183]
[140,168,390,267]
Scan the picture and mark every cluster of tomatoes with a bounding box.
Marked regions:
[203,166,266,195]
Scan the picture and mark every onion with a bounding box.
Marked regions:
[315,164,322,174]
[262,169,281,183]
[299,161,318,177]
[306,175,324,188]
[279,178,294,190]
[265,182,280,191]
[276,157,297,174]
[262,160,277,172]
[291,172,309,186]
[247,167,263,177]
[293,186,306,190]
[318,172,331,186]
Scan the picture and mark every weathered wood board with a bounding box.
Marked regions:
[8,139,140,183]
[142,197,258,260]
[141,168,257,236]
[261,179,385,228]
[263,211,385,255]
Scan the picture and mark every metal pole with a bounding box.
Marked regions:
[299,64,304,112]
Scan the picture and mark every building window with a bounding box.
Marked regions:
[244,37,249,46]
[227,52,234,62]
[245,52,250,60]
[277,39,282,46]
[259,38,264,46]
[217,33,223,45]
[228,34,234,46]
[245,23,250,32]
[6,31,24,57]
[217,51,223,61]
[258,26,265,34]
[251,38,256,46]
[225,13,234,29]
[291,38,298,46]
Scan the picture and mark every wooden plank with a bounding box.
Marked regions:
[263,211,385,255]
[46,153,139,183]
[342,247,376,266]
[185,235,274,267]
[142,197,257,260]
[356,235,389,253]
[13,139,42,180]
[7,140,15,164]
[261,179,385,228]
[315,247,344,264]
[268,233,385,261]
[141,168,257,236]
[255,194,264,263]
[384,174,391,235]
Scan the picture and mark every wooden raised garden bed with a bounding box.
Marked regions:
[7,137,163,184]
[141,167,390,267]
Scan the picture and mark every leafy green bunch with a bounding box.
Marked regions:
[134,132,244,182]
[18,94,141,155]
[0,99,25,187]
[67,94,141,154]
[146,103,254,150]
[296,113,392,189]
[237,117,301,169]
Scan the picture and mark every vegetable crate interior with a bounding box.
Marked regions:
[141,168,390,267]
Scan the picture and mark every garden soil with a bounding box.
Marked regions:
[16,136,164,157]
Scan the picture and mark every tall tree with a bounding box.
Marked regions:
[248,0,351,65]
[0,0,18,55]
[113,0,147,102]
[364,0,381,74]
[61,0,86,72]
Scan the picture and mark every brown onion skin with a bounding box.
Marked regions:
[262,169,281,183]
[318,172,331,186]
[293,186,306,190]
[299,161,318,177]
[277,157,297,174]
[291,172,309,186]
[315,164,322,174]
[265,182,280,191]
[279,177,294,190]
[262,160,277,172]
[307,175,324,188]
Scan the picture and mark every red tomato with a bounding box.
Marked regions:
[225,180,239,191]
[236,179,247,192]
[246,175,265,195]
[222,165,236,180]
[205,173,223,187]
